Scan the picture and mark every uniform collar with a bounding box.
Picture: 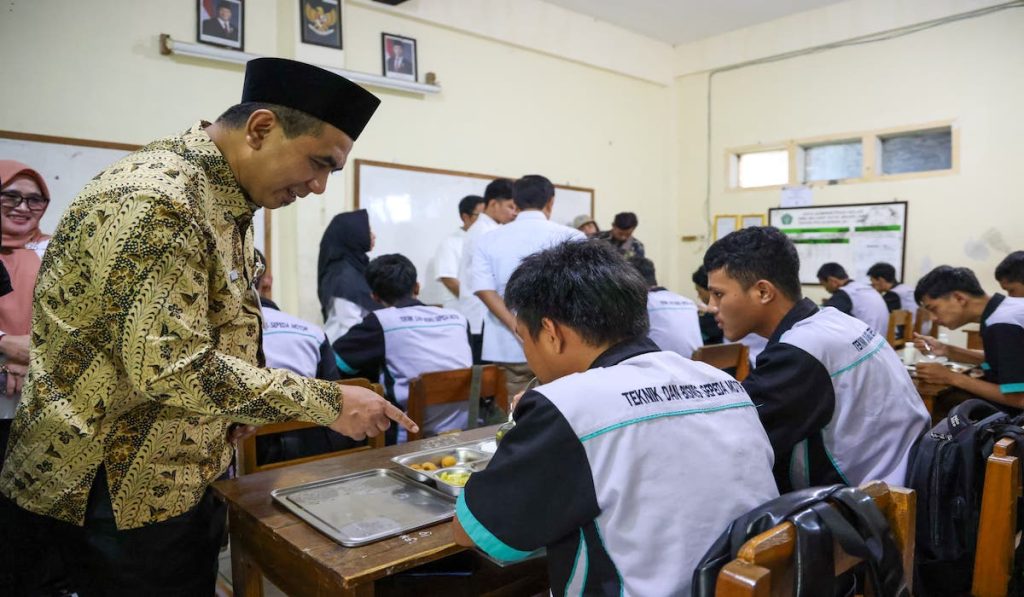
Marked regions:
[474,212,497,229]
[982,293,1005,329]
[393,297,424,308]
[768,297,819,345]
[588,337,660,370]
[650,286,667,293]
[514,210,547,222]
[184,121,259,222]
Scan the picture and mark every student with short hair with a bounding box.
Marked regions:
[705,227,929,492]
[692,266,724,345]
[630,256,702,359]
[333,254,473,442]
[453,241,778,595]
[817,262,891,334]
[867,261,918,316]
[995,251,1024,298]
[913,265,1024,410]
[596,211,645,259]
[429,194,484,311]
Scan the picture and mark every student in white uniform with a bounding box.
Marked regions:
[995,251,1024,298]
[817,262,891,335]
[867,262,918,316]
[470,175,585,396]
[705,227,929,493]
[427,195,484,311]
[457,179,517,363]
[453,241,778,596]
[629,256,702,359]
[333,254,472,443]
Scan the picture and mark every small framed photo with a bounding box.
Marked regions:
[197,0,244,51]
[382,33,417,81]
[301,0,342,50]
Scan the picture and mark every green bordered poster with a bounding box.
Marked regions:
[768,201,907,285]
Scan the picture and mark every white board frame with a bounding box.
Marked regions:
[769,201,908,285]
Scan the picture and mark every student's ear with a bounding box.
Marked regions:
[412,282,420,297]
[245,109,277,149]
[543,197,555,217]
[540,317,565,353]
[371,292,381,303]
[753,280,775,304]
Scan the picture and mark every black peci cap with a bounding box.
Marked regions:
[242,57,381,140]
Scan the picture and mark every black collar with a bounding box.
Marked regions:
[768,298,819,346]
[588,337,660,370]
[650,286,667,293]
[259,296,280,311]
[394,297,424,308]
[981,293,1005,331]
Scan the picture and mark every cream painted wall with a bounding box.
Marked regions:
[674,8,1024,342]
[0,0,674,323]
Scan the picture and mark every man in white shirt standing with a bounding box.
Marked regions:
[471,175,585,395]
[423,195,484,310]
[458,179,516,363]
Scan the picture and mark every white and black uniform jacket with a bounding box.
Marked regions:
[457,338,778,596]
[743,298,930,493]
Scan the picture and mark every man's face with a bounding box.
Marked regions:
[869,276,893,293]
[393,44,404,59]
[218,7,232,21]
[239,115,354,210]
[488,198,517,224]
[919,293,970,329]
[694,284,710,305]
[461,203,484,229]
[579,222,598,237]
[707,268,765,341]
[819,276,843,294]
[610,226,634,242]
[999,278,1024,298]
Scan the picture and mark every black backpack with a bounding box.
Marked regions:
[692,485,910,597]
[905,398,1024,595]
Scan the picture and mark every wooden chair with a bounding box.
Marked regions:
[692,343,751,381]
[966,329,984,351]
[914,308,939,339]
[973,437,1022,597]
[237,378,385,475]
[885,309,913,349]
[406,365,508,442]
[715,481,916,597]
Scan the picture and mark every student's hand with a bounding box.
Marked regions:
[510,390,525,413]
[330,385,419,440]
[915,362,955,385]
[2,362,26,395]
[0,334,30,365]
[226,424,259,444]
[913,333,947,357]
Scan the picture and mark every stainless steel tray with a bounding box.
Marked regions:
[391,446,492,484]
[271,468,455,547]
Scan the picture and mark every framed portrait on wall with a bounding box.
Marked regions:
[381,33,417,81]
[301,0,342,49]
[197,0,244,51]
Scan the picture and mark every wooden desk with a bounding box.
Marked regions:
[214,427,510,597]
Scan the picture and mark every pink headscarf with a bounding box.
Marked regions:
[0,160,51,335]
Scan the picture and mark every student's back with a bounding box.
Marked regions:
[646,288,702,358]
[830,279,890,334]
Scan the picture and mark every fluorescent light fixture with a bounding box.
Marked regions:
[159,34,441,95]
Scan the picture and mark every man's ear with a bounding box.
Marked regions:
[412,282,420,297]
[245,109,277,149]
[753,280,776,304]
[540,317,565,353]
[371,292,381,303]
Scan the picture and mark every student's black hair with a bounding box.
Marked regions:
[995,251,1024,284]
[458,195,484,217]
[866,262,898,284]
[692,265,709,291]
[216,102,324,138]
[483,178,514,204]
[505,240,649,345]
[816,262,848,281]
[914,265,986,304]
[629,256,657,287]
[703,226,802,302]
[512,175,554,211]
[612,212,638,230]
[366,254,418,304]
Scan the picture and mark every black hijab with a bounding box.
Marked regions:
[0,261,11,298]
[317,209,380,317]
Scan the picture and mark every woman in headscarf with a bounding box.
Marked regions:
[317,209,381,342]
[0,160,52,458]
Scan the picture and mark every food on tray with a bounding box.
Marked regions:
[409,463,423,471]
[436,470,471,487]
[420,462,438,471]
[440,455,458,468]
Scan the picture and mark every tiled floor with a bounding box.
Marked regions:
[218,546,287,597]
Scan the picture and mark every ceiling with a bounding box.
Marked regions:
[541,0,850,45]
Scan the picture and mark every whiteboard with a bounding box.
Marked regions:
[355,160,594,305]
[768,201,907,285]
[0,132,266,260]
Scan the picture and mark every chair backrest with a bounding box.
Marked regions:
[406,365,508,442]
[692,343,750,381]
[966,329,984,351]
[237,378,385,475]
[715,481,916,597]
[914,308,939,338]
[886,309,913,349]
[972,437,1022,597]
